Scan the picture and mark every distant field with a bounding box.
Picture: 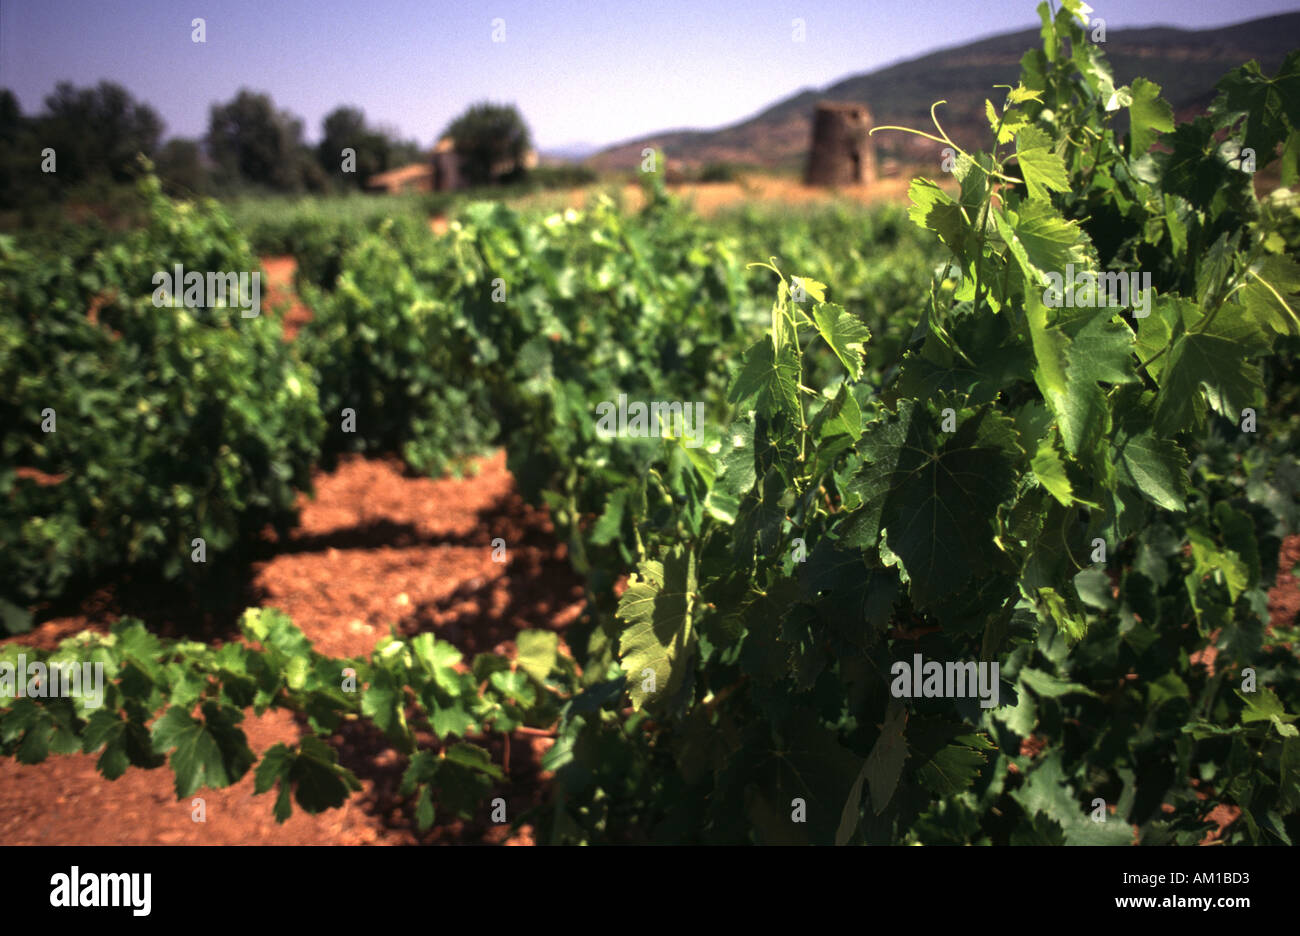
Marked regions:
[223,191,433,253]
[506,173,922,217]
[216,171,934,260]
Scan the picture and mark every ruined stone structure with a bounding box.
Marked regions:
[431,136,462,192]
[804,102,877,186]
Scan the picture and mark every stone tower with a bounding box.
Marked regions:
[805,102,877,186]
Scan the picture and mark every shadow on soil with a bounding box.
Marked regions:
[16,475,588,844]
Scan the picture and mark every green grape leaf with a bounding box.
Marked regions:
[744,709,863,845]
[489,668,537,707]
[1071,34,1118,105]
[1215,502,1261,587]
[1213,51,1300,158]
[1007,84,1044,105]
[617,546,697,710]
[253,743,296,823]
[289,736,362,814]
[1239,253,1300,336]
[1015,126,1070,201]
[443,741,505,780]
[590,487,629,545]
[845,398,1022,609]
[1128,77,1175,156]
[811,303,871,381]
[515,629,559,685]
[996,683,1038,736]
[1112,396,1189,512]
[1034,585,1088,643]
[727,336,801,421]
[1236,688,1299,737]
[791,276,827,303]
[864,701,909,814]
[1135,295,1184,383]
[82,709,131,780]
[1187,526,1250,604]
[415,786,436,831]
[915,738,991,796]
[997,109,1031,145]
[706,418,757,523]
[427,694,476,738]
[150,702,254,799]
[1060,0,1094,27]
[1024,294,1137,457]
[411,634,464,695]
[399,750,437,796]
[1011,750,1084,825]
[362,668,414,751]
[3,699,81,764]
[1019,667,1097,699]
[1031,434,1075,506]
[254,737,362,823]
[1154,304,1270,435]
[907,178,972,263]
[997,200,1093,290]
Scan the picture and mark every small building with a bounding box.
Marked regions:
[805,102,877,186]
[365,162,434,194]
[364,136,538,194]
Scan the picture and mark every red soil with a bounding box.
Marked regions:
[0,451,585,844]
[1267,534,1300,637]
[262,255,313,339]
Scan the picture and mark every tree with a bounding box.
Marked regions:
[0,89,22,140]
[0,89,30,209]
[316,106,426,190]
[442,102,532,186]
[154,139,209,196]
[36,81,163,184]
[317,106,388,189]
[206,89,308,191]
[384,135,423,169]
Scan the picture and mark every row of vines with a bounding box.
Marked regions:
[3,2,1298,843]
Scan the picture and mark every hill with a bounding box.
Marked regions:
[587,12,1300,173]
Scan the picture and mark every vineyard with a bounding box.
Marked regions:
[3,3,1299,846]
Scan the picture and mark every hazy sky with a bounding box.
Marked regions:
[2,0,1297,151]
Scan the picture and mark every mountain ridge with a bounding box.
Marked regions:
[586,12,1300,173]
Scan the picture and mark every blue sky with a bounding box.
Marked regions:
[2,0,1297,151]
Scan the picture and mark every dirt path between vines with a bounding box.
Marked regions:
[12,252,580,844]
[263,255,312,339]
[0,450,586,845]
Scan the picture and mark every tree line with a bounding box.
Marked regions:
[0,81,536,212]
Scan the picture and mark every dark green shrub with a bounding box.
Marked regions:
[697,162,742,183]
[529,164,598,189]
[0,174,323,615]
[297,225,498,477]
